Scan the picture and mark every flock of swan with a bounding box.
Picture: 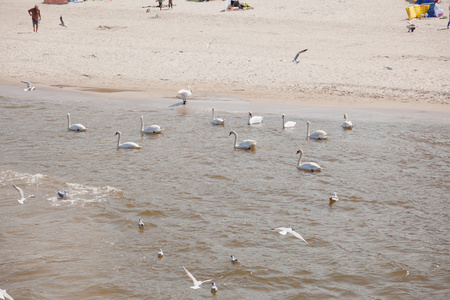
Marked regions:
[7,104,353,295]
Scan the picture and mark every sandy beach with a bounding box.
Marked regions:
[0,0,449,112]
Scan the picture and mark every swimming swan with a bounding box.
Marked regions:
[282,114,296,129]
[67,113,86,131]
[229,131,256,149]
[342,113,353,129]
[296,149,322,172]
[140,116,163,134]
[177,86,192,105]
[211,108,225,125]
[115,131,141,149]
[307,120,327,140]
[248,112,263,125]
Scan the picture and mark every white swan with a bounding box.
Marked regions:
[177,86,192,104]
[229,131,256,149]
[211,108,225,125]
[248,112,263,125]
[296,149,322,172]
[115,131,141,149]
[140,116,163,134]
[282,114,296,129]
[342,113,353,129]
[307,120,327,140]
[67,113,86,132]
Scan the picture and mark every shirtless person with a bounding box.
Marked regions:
[28,5,41,32]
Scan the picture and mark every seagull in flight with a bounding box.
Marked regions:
[0,288,14,300]
[57,190,68,199]
[272,227,308,244]
[182,265,212,289]
[12,184,35,204]
[292,49,308,63]
[59,15,67,27]
[202,39,215,48]
[21,81,35,91]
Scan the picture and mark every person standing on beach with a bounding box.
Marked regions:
[158,0,163,10]
[28,5,41,32]
[168,0,173,9]
[447,3,450,29]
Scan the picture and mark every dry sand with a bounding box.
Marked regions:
[0,0,449,112]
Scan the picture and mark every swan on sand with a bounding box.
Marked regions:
[140,116,163,134]
[296,149,322,172]
[115,131,141,149]
[229,131,256,149]
[67,113,86,132]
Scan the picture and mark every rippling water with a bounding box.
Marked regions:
[1,90,449,299]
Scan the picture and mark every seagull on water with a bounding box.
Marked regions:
[0,288,14,300]
[210,282,218,293]
[272,227,308,244]
[182,265,212,289]
[59,15,67,27]
[158,249,164,257]
[329,192,339,205]
[202,39,215,48]
[138,219,144,228]
[292,49,308,63]
[12,184,35,204]
[231,255,238,263]
[21,81,35,91]
[57,190,68,199]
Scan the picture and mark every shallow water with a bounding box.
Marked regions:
[0,90,449,299]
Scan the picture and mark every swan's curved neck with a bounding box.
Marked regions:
[297,151,303,167]
[67,114,71,128]
[116,133,121,147]
[282,116,285,129]
[306,121,310,139]
[140,117,145,131]
[231,132,238,147]
[344,114,348,121]
[248,114,251,125]
[212,109,215,120]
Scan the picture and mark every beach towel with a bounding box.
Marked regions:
[406,5,429,19]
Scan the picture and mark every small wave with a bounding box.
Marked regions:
[48,183,124,206]
[0,169,47,185]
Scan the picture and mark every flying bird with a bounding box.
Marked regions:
[272,227,308,244]
[59,15,66,27]
[12,184,35,204]
[0,288,14,300]
[21,81,35,91]
[57,190,68,199]
[182,265,212,289]
[202,39,215,48]
[292,49,308,63]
